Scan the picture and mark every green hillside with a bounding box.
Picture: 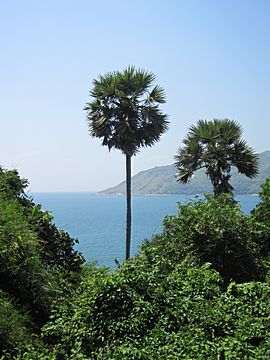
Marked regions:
[100,151,270,195]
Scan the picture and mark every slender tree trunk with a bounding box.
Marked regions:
[213,180,218,197]
[211,170,220,197]
[125,154,132,260]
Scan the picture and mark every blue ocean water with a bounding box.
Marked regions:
[31,193,260,268]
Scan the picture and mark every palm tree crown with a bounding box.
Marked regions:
[84,66,169,156]
[175,119,259,196]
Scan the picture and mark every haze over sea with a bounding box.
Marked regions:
[32,193,259,268]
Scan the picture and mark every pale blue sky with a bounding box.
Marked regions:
[0,0,269,191]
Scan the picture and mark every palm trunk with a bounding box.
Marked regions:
[125,154,132,260]
[211,170,220,197]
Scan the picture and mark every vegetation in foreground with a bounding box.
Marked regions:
[0,168,84,357]
[0,167,270,359]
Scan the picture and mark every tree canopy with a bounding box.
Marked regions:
[84,66,169,157]
[175,119,259,196]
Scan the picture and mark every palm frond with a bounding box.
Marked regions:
[147,85,166,104]
[231,141,259,177]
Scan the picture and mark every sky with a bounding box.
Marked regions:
[0,0,269,192]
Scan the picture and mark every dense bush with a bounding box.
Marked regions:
[251,176,270,256]
[0,167,85,356]
[1,168,270,358]
[0,290,37,356]
[0,196,54,322]
[144,194,268,284]
[252,177,270,224]
[0,167,84,274]
[0,168,28,200]
[36,259,270,359]
[28,204,84,273]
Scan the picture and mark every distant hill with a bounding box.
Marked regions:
[99,151,270,195]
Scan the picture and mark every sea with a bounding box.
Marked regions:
[31,193,260,268]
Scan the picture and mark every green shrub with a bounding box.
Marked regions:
[144,194,268,284]
[41,258,270,359]
[0,290,36,356]
[0,196,55,323]
[0,167,85,357]
[0,167,84,274]
[2,168,270,358]
[251,176,270,257]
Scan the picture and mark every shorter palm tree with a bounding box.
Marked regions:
[175,119,259,196]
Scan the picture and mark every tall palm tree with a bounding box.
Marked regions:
[84,66,169,260]
[175,119,258,197]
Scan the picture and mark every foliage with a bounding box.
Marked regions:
[34,189,270,357]
[36,261,221,358]
[252,177,270,227]
[0,196,54,322]
[175,119,259,196]
[0,167,84,273]
[0,168,28,200]
[145,194,268,284]
[34,258,270,359]
[40,264,110,358]
[29,204,84,273]
[0,167,84,356]
[84,66,169,157]
[1,167,270,358]
[250,177,270,259]
[0,290,36,356]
